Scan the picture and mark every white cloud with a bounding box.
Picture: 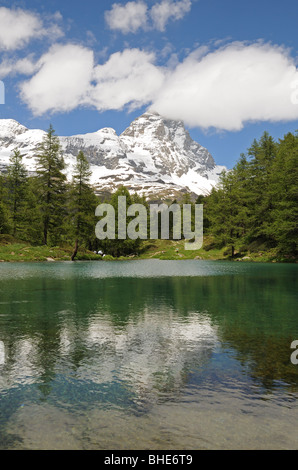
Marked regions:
[0,56,38,79]
[151,42,298,130]
[19,46,164,116]
[0,7,63,51]
[105,0,191,33]
[18,41,298,131]
[20,44,94,115]
[105,1,148,34]
[150,0,191,31]
[90,49,165,111]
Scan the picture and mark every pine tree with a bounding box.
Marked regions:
[268,132,298,256]
[36,125,67,245]
[206,171,241,258]
[0,174,10,235]
[22,176,43,245]
[206,130,297,260]
[6,149,28,237]
[206,156,254,258]
[246,131,277,243]
[68,151,97,260]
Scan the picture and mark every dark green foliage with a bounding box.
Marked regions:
[22,177,44,245]
[96,186,145,257]
[0,127,297,260]
[67,151,99,259]
[35,125,67,245]
[0,201,10,235]
[267,132,298,255]
[0,174,10,234]
[206,131,298,258]
[5,149,28,237]
[0,130,99,257]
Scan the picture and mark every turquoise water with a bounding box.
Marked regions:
[0,260,297,449]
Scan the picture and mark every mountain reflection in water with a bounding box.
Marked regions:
[0,261,297,449]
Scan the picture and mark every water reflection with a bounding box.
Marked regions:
[0,261,297,449]
[0,308,218,407]
[0,342,4,365]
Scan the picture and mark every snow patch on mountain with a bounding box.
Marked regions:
[0,112,226,197]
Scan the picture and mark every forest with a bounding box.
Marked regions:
[0,126,297,261]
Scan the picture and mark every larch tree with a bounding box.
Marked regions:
[68,151,97,260]
[6,149,28,237]
[36,125,67,245]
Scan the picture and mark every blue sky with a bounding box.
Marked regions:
[0,0,297,167]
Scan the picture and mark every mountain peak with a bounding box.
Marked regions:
[0,114,226,197]
[0,119,28,138]
[121,111,215,172]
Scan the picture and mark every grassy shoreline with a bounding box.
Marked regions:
[0,238,296,263]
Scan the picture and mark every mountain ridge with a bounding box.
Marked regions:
[0,112,226,198]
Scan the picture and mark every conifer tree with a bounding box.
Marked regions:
[206,130,297,259]
[36,125,66,245]
[68,151,97,260]
[206,171,241,258]
[22,176,43,244]
[246,131,277,243]
[0,174,10,235]
[6,149,28,237]
[268,132,298,256]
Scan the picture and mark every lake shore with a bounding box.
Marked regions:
[0,238,296,263]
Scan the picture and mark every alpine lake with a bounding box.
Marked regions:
[0,260,297,450]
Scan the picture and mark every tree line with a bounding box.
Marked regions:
[0,126,99,258]
[204,130,298,259]
[0,126,152,258]
[0,126,297,260]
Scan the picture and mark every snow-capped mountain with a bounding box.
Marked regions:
[0,112,226,198]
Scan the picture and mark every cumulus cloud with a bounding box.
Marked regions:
[105,0,191,33]
[18,41,298,130]
[0,7,63,50]
[19,46,164,116]
[90,49,165,111]
[105,1,148,34]
[0,56,39,79]
[20,44,94,115]
[151,42,298,130]
[150,0,191,31]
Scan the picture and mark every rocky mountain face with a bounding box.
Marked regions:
[0,112,226,199]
